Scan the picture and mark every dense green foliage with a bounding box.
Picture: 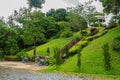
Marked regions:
[43,26,120,76]
[0,22,19,55]
[27,0,45,8]
[112,36,120,51]
[77,48,81,69]
[100,0,120,24]
[53,47,63,65]
[102,43,111,71]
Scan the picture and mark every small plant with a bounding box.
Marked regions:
[65,46,69,58]
[16,51,28,61]
[85,36,94,41]
[46,57,56,66]
[102,43,111,71]
[69,40,88,55]
[77,48,81,69]
[60,30,73,38]
[112,36,120,52]
[46,47,50,56]
[53,47,63,65]
[80,30,88,37]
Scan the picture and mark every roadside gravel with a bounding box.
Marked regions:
[0,66,92,80]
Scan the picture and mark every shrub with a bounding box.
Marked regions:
[77,41,88,48]
[85,36,94,41]
[69,46,79,55]
[80,30,88,37]
[69,41,88,55]
[46,47,50,56]
[46,57,56,66]
[112,36,120,51]
[4,56,18,61]
[53,47,63,65]
[89,28,99,36]
[77,48,81,69]
[16,51,28,61]
[102,43,111,71]
[93,30,108,39]
[60,30,73,38]
[65,46,69,58]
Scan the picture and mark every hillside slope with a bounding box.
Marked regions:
[27,37,73,57]
[58,26,120,75]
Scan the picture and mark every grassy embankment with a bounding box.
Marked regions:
[26,31,82,58]
[40,26,120,79]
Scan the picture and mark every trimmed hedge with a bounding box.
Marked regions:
[93,30,108,39]
[60,30,73,38]
[84,36,94,41]
[69,30,108,55]
[69,41,88,55]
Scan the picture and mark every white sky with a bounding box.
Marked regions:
[0,0,111,24]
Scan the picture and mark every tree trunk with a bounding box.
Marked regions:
[33,36,37,62]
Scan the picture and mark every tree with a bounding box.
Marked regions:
[100,0,120,24]
[0,23,19,55]
[40,16,58,38]
[25,0,45,61]
[27,0,45,9]
[67,12,87,32]
[22,11,46,61]
[70,1,99,26]
[46,8,67,22]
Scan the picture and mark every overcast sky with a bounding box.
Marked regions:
[0,0,111,24]
[0,0,103,18]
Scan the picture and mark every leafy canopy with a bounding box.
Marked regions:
[27,0,45,8]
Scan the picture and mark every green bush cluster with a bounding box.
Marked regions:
[69,30,108,55]
[80,30,88,37]
[69,41,88,55]
[16,51,28,60]
[84,30,108,41]
[77,48,81,69]
[93,30,108,39]
[4,56,18,61]
[46,57,56,66]
[112,36,120,51]
[53,47,63,65]
[60,30,73,38]
[84,36,94,41]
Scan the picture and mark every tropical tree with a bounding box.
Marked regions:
[100,0,120,24]
[27,0,45,9]
[0,22,19,55]
[22,11,46,61]
[67,12,87,32]
[46,8,67,22]
[20,0,45,61]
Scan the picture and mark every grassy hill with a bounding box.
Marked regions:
[44,26,120,76]
[26,27,104,58]
[26,31,82,57]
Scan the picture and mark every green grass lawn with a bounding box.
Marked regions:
[27,37,76,57]
[44,26,120,76]
[26,30,82,58]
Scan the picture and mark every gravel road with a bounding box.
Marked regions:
[0,66,92,80]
